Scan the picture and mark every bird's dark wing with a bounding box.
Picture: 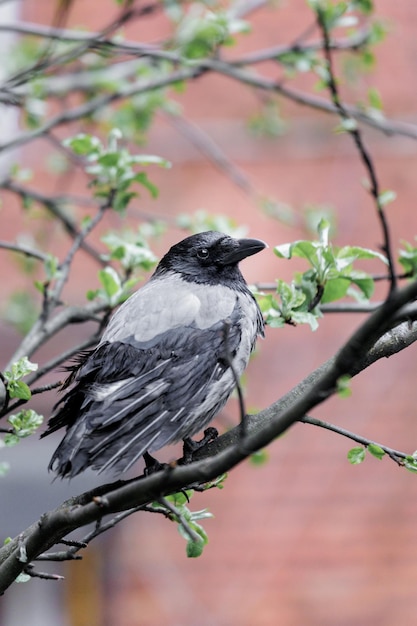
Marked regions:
[43,306,243,477]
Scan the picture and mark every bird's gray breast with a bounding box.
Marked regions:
[101,272,241,345]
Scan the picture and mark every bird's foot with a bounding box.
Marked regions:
[143,451,168,476]
[180,427,219,464]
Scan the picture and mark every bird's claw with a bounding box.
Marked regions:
[142,451,168,475]
[180,427,219,464]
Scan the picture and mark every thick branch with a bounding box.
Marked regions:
[1,287,417,592]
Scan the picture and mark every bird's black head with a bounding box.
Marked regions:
[154,231,266,287]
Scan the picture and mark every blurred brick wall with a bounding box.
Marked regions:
[3,2,417,625]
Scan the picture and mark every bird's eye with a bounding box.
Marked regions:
[197,247,209,260]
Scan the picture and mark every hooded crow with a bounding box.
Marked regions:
[42,231,266,477]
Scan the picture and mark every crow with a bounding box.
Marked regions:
[42,231,266,477]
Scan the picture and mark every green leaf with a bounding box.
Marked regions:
[317,218,330,246]
[8,409,44,438]
[186,538,205,558]
[64,133,102,156]
[7,380,31,400]
[250,449,269,466]
[352,0,373,15]
[266,316,286,329]
[44,254,60,280]
[133,172,159,198]
[276,279,306,310]
[4,357,38,398]
[102,230,159,271]
[404,456,417,473]
[177,10,230,59]
[335,117,358,133]
[113,191,138,213]
[130,154,171,168]
[367,443,385,460]
[86,289,100,301]
[166,490,193,507]
[347,447,366,464]
[398,241,417,277]
[15,572,31,584]
[201,472,228,490]
[3,288,39,335]
[97,152,120,167]
[291,311,319,331]
[274,240,317,264]
[368,20,387,45]
[4,356,38,381]
[378,189,397,207]
[98,267,122,300]
[368,87,383,110]
[0,462,10,477]
[321,277,350,303]
[337,374,352,398]
[247,101,287,138]
[349,276,374,299]
[337,245,387,264]
[3,433,20,447]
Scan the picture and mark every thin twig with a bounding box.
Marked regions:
[158,497,201,544]
[204,59,417,141]
[4,300,109,373]
[25,335,101,386]
[0,240,49,262]
[315,8,397,293]
[231,29,370,66]
[301,415,408,465]
[50,197,111,308]
[1,4,140,91]
[165,111,256,196]
[30,381,63,395]
[23,564,64,581]
[222,321,247,438]
[1,179,104,264]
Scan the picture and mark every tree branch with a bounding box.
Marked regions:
[2,46,417,157]
[0,240,49,263]
[2,286,417,592]
[4,300,109,373]
[0,66,201,154]
[1,179,104,264]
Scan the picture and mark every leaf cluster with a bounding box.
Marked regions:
[163,491,213,558]
[257,219,386,330]
[348,445,417,473]
[64,129,171,212]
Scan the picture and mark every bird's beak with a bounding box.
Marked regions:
[224,238,267,264]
